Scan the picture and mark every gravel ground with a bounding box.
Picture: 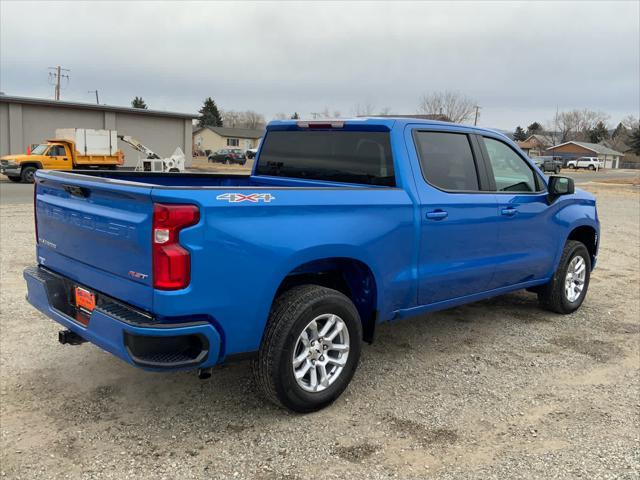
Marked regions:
[1,183,638,479]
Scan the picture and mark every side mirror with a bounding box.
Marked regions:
[548,176,574,201]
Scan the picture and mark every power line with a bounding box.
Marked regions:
[48,66,70,100]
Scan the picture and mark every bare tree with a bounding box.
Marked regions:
[417,91,476,123]
[241,110,266,129]
[352,102,376,117]
[221,110,266,129]
[272,113,288,120]
[553,109,609,142]
[378,106,393,115]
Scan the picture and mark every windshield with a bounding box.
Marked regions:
[31,144,48,155]
[256,130,395,186]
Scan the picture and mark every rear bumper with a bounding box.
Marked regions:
[24,266,221,371]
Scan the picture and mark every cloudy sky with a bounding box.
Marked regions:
[1,1,638,129]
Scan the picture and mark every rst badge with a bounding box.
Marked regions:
[216,193,275,203]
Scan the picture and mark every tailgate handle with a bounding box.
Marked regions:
[63,185,90,198]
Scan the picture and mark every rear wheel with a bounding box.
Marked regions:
[538,240,591,314]
[570,164,576,169]
[21,166,37,183]
[588,164,596,171]
[225,158,231,165]
[252,285,362,412]
[554,166,561,174]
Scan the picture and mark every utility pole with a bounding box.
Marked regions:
[48,66,70,100]
[88,90,99,104]
[473,105,481,126]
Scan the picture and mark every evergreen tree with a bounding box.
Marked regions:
[513,126,527,141]
[611,122,627,139]
[588,121,609,143]
[290,112,300,119]
[526,121,543,136]
[198,97,223,127]
[629,126,640,155]
[131,96,148,109]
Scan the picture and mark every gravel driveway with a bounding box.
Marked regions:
[1,183,638,479]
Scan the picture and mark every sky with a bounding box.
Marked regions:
[1,1,638,130]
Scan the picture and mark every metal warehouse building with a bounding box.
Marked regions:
[0,95,196,167]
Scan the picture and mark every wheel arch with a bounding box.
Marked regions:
[20,161,43,170]
[567,224,598,265]
[273,257,379,343]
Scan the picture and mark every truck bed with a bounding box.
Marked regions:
[66,170,391,189]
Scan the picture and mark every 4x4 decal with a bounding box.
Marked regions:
[216,193,276,203]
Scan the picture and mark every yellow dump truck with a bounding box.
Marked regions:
[0,128,124,183]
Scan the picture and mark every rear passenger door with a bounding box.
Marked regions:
[478,135,556,289]
[410,128,500,305]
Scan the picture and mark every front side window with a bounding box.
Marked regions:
[48,146,66,156]
[414,131,479,191]
[227,138,239,147]
[483,137,538,192]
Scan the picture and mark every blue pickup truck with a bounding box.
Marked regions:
[25,118,599,412]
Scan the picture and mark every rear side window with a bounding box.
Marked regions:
[483,137,538,192]
[256,131,395,186]
[414,131,479,191]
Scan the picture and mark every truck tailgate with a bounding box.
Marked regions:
[35,171,154,311]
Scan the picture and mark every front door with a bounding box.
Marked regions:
[409,128,500,305]
[478,135,556,288]
[47,145,71,170]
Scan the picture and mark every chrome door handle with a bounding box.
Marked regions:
[501,207,517,216]
[426,210,448,220]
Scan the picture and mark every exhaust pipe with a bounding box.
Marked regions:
[197,368,212,380]
[58,329,86,345]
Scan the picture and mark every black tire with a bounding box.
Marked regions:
[169,168,179,173]
[21,166,37,183]
[570,164,576,169]
[588,164,596,171]
[538,240,591,314]
[225,158,231,165]
[554,167,561,174]
[252,285,363,413]
[7,176,21,183]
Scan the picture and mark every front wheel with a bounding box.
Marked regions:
[569,164,576,169]
[225,158,231,165]
[554,166,561,174]
[252,285,362,412]
[21,166,37,183]
[538,240,591,314]
[588,164,596,171]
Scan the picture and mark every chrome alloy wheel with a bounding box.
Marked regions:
[565,255,586,302]
[292,314,350,393]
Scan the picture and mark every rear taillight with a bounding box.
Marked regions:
[152,203,199,290]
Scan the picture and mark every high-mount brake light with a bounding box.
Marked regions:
[296,121,345,129]
[152,203,199,290]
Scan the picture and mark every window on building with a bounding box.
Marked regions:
[227,138,239,147]
[414,131,480,191]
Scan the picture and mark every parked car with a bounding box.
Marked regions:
[566,156,602,170]
[24,118,599,412]
[531,156,563,174]
[207,148,246,165]
[246,148,258,159]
